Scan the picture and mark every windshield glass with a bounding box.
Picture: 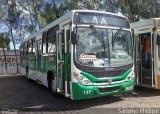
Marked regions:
[74,27,133,67]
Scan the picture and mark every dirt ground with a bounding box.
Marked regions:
[0,75,160,114]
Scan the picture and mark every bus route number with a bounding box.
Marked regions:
[83,90,91,95]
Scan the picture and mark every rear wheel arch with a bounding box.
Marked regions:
[47,70,55,89]
[26,66,32,81]
[26,66,29,75]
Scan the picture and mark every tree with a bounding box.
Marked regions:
[104,0,117,13]
[39,0,67,24]
[79,0,104,10]
[0,33,10,49]
[0,33,10,74]
[0,7,4,18]
[114,0,160,22]
[8,0,19,73]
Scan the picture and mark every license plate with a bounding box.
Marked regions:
[125,86,133,91]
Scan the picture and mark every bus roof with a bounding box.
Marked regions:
[71,10,127,18]
[131,18,160,34]
[21,10,128,44]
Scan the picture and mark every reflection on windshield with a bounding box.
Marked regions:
[74,27,132,67]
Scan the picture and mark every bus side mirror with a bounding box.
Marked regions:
[71,32,77,45]
[157,34,160,45]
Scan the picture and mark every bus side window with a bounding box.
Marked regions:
[42,32,47,54]
[157,35,160,60]
[24,42,28,56]
[20,44,22,56]
[37,40,42,55]
[20,44,23,63]
[66,30,70,53]
[28,40,33,55]
[158,43,160,60]
[158,46,160,59]
[32,38,36,55]
[22,44,24,56]
[47,28,56,53]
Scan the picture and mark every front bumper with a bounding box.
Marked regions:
[71,78,135,100]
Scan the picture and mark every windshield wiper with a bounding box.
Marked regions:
[89,25,106,53]
[112,28,122,44]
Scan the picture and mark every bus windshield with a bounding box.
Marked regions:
[74,27,132,67]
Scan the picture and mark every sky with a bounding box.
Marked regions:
[0,23,20,49]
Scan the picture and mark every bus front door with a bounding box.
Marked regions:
[56,31,64,93]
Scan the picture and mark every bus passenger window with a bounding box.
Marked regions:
[42,32,47,54]
[32,38,36,55]
[158,46,160,60]
[28,40,33,55]
[24,42,28,55]
[157,34,160,60]
[20,44,23,63]
[47,29,56,53]
[66,30,70,53]
[20,44,23,56]
[37,41,42,55]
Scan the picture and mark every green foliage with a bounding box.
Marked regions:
[37,0,104,24]
[0,7,4,20]
[1,0,160,48]
[115,0,160,22]
[79,0,104,10]
[0,33,10,49]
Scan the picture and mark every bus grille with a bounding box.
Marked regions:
[98,86,120,93]
[87,70,126,78]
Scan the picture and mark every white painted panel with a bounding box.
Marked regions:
[0,50,20,75]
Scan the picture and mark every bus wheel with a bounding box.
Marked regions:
[26,67,31,82]
[51,76,57,94]
[50,76,63,97]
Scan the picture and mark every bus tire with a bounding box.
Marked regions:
[26,66,31,82]
[51,76,63,98]
[51,76,57,94]
[47,71,57,94]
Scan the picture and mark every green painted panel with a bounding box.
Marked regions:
[64,53,71,82]
[21,56,28,67]
[28,55,36,70]
[37,55,42,71]
[72,78,135,100]
[72,82,95,100]
[41,54,56,73]
[64,53,67,81]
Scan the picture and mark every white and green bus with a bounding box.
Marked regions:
[19,10,135,100]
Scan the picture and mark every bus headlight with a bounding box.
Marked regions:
[126,71,135,81]
[73,72,93,85]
